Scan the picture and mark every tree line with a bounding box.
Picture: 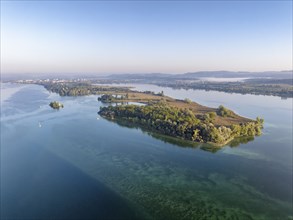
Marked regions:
[98,103,264,145]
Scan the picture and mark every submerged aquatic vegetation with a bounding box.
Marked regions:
[46,126,292,220]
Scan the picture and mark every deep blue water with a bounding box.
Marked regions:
[1,83,292,219]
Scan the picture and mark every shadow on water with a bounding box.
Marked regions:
[103,117,255,153]
[201,136,255,153]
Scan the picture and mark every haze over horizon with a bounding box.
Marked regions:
[1,1,292,75]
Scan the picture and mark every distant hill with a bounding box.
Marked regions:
[108,70,292,80]
[183,70,292,79]
[108,73,174,79]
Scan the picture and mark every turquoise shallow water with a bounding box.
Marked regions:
[1,83,292,219]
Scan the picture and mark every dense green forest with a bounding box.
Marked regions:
[41,82,129,96]
[98,102,264,145]
[107,116,256,152]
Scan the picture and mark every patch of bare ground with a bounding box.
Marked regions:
[100,91,254,127]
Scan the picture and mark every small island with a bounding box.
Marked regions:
[98,93,264,146]
[49,101,64,109]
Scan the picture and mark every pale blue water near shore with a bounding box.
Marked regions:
[1,82,292,219]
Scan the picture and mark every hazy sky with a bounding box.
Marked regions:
[1,1,292,75]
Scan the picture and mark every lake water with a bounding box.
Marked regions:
[1,82,292,219]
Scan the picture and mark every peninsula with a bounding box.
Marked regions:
[97,92,264,146]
